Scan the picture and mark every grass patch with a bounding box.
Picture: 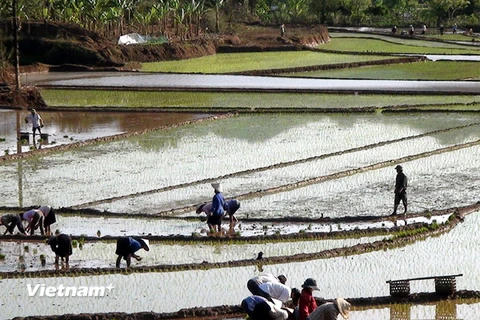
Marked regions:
[40,89,480,110]
[290,61,480,80]
[141,51,392,73]
[321,37,480,55]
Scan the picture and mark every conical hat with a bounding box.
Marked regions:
[211,183,222,192]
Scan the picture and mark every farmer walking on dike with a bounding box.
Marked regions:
[0,213,27,235]
[247,274,288,302]
[24,108,44,142]
[38,205,56,236]
[305,297,351,320]
[48,233,73,269]
[242,295,289,320]
[391,165,408,216]
[21,208,45,235]
[115,236,150,268]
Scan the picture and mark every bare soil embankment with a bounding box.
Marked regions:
[0,22,330,109]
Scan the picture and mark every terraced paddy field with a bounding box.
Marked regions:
[2,30,480,320]
[1,110,480,319]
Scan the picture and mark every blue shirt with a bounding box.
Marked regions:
[211,192,225,217]
[242,295,268,314]
[129,237,142,253]
[224,199,240,214]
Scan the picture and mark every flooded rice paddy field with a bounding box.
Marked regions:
[1,212,480,318]
[0,109,209,156]
[0,234,390,271]
[1,110,480,319]
[1,113,479,211]
[0,209,448,239]
[87,125,480,217]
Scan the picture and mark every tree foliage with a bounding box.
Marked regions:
[0,0,479,40]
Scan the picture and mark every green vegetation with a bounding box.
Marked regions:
[141,51,392,73]
[40,89,480,110]
[322,38,480,55]
[331,33,479,49]
[428,34,479,41]
[292,61,480,80]
[393,222,441,239]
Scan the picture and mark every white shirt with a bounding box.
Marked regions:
[258,282,291,303]
[25,113,43,128]
[252,273,279,285]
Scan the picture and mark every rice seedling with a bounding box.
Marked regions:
[322,37,480,55]
[140,51,392,73]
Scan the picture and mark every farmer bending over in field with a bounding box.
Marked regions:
[241,295,289,320]
[21,209,44,235]
[0,214,27,235]
[48,233,73,268]
[38,205,56,236]
[115,236,150,268]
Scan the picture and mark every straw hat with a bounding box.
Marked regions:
[211,182,222,193]
[301,278,320,291]
[335,297,351,319]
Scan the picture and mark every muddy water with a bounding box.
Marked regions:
[0,109,209,155]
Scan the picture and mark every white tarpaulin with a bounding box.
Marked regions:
[117,33,146,45]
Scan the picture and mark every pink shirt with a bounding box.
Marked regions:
[22,209,41,222]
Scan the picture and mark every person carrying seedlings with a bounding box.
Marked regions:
[24,108,44,142]
[21,209,45,236]
[207,182,225,234]
[38,205,56,236]
[299,278,320,320]
[391,165,408,216]
[306,297,350,320]
[0,214,27,235]
[48,233,73,266]
[115,236,150,268]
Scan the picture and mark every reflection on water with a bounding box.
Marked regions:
[0,109,211,155]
